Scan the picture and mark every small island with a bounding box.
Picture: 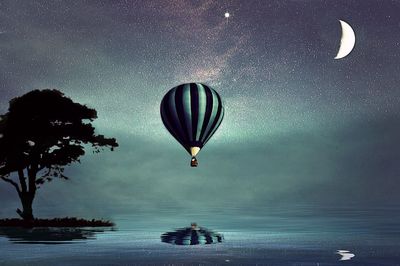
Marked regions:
[0,218,114,228]
[0,90,118,228]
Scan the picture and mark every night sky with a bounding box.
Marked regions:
[0,0,399,218]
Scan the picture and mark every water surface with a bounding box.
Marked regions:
[1,204,399,265]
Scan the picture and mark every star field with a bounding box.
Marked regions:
[0,0,399,216]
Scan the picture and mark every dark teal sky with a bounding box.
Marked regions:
[0,0,399,218]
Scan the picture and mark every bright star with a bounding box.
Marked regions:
[224,12,230,18]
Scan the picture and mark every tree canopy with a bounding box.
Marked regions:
[0,89,118,220]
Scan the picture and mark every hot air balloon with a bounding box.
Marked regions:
[160,83,224,167]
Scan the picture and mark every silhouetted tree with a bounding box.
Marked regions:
[0,89,118,221]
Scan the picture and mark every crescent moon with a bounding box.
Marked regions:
[334,20,356,59]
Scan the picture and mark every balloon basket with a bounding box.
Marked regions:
[190,157,198,167]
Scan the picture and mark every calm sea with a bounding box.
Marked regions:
[0,204,399,265]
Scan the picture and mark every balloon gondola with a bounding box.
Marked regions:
[160,83,224,167]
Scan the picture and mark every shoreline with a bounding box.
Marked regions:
[0,218,114,227]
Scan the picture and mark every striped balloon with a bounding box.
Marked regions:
[160,83,224,165]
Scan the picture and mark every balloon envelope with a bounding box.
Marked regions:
[160,83,224,157]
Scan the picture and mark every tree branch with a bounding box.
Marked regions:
[18,169,27,192]
[38,164,46,171]
[0,176,20,193]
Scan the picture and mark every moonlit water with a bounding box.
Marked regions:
[0,204,399,265]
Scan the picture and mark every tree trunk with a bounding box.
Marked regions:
[16,192,35,221]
